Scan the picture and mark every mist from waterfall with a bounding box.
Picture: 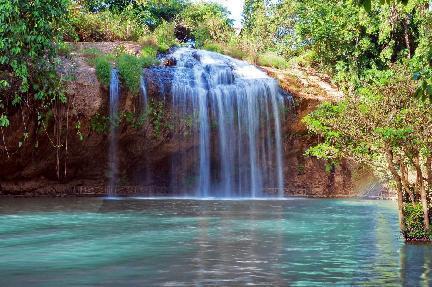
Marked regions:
[169,48,287,198]
[108,68,120,196]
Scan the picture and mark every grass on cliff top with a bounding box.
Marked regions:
[257,52,289,69]
[95,56,111,87]
[83,45,159,93]
[117,53,158,94]
[202,42,247,60]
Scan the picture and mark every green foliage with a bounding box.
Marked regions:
[133,0,187,28]
[141,46,158,58]
[293,0,390,86]
[404,203,432,240]
[358,0,409,12]
[83,46,158,92]
[58,42,74,56]
[202,43,224,54]
[82,47,104,59]
[116,53,158,94]
[75,121,84,141]
[374,127,414,143]
[202,41,247,60]
[303,65,432,239]
[84,0,187,27]
[0,115,10,127]
[153,21,177,52]
[257,52,289,69]
[0,0,69,126]
[304,143,341,162]
[241,0,432,96]
[303,65,429,165]
[69,7,149,41]
[242,0,275,54]
[123,111,146,129]
[147,99,167,138]
[223,44,247,60]
[179,2,233,47]
[95,56,112,87]
[90,113,110,134]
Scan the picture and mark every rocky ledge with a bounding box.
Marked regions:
[0,42,387,198]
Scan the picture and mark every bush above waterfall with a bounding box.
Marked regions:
[117,54,158,94]
[95,57,111,88]
[68,7,149,41]
[178,2,234,47]
[83,45,159,93]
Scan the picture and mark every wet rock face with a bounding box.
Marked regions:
[282,97,354,197]
[144,67,175,100]
[0,42,370,197]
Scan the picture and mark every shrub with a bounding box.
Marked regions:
[117,54,143,94]
[81,46,159,93]
[70,10,149,42]
[90,113,110,134]
[117,54,158,94]
[179,2,234,47]
[153,21,178,52]
[404,203,432,241]
[141,46,158,58]
[289,50,318,68]
[95,56,111,88]
[257,52,289,69]
[0,0,69,126]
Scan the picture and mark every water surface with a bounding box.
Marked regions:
[0,198,431,286]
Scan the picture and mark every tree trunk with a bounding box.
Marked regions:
[403,16,412,59]
[385,147,405,233]
[426,155,432,189]
[400,162,415,203]
[414,154,430,231]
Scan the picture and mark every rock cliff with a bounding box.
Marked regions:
[0,42,383,197]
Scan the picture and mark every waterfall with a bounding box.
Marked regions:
[169,48,287,198]
[108,68,120,196]
[140,75,148,111]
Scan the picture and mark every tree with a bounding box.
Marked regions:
[304,66,432,240]
[241,0,277,55]
[80,0,188,28]
[358,0,409,11]
[179,2,233,46]
[0,0,69,127]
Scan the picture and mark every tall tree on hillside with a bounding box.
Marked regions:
[241,0,276,55]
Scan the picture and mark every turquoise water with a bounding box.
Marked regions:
[0,198,431,286]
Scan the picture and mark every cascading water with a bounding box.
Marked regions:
[108,68,120,196]
[168,48,287,198]
[140,75,148,111]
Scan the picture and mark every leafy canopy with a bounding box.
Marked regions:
[0,0,69,127]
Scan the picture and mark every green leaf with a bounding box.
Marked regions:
[0,114,10,127]
[362,0,371,12]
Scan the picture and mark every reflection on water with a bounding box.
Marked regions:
[0,198,431,286]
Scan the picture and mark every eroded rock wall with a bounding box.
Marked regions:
[0,42,376,197]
